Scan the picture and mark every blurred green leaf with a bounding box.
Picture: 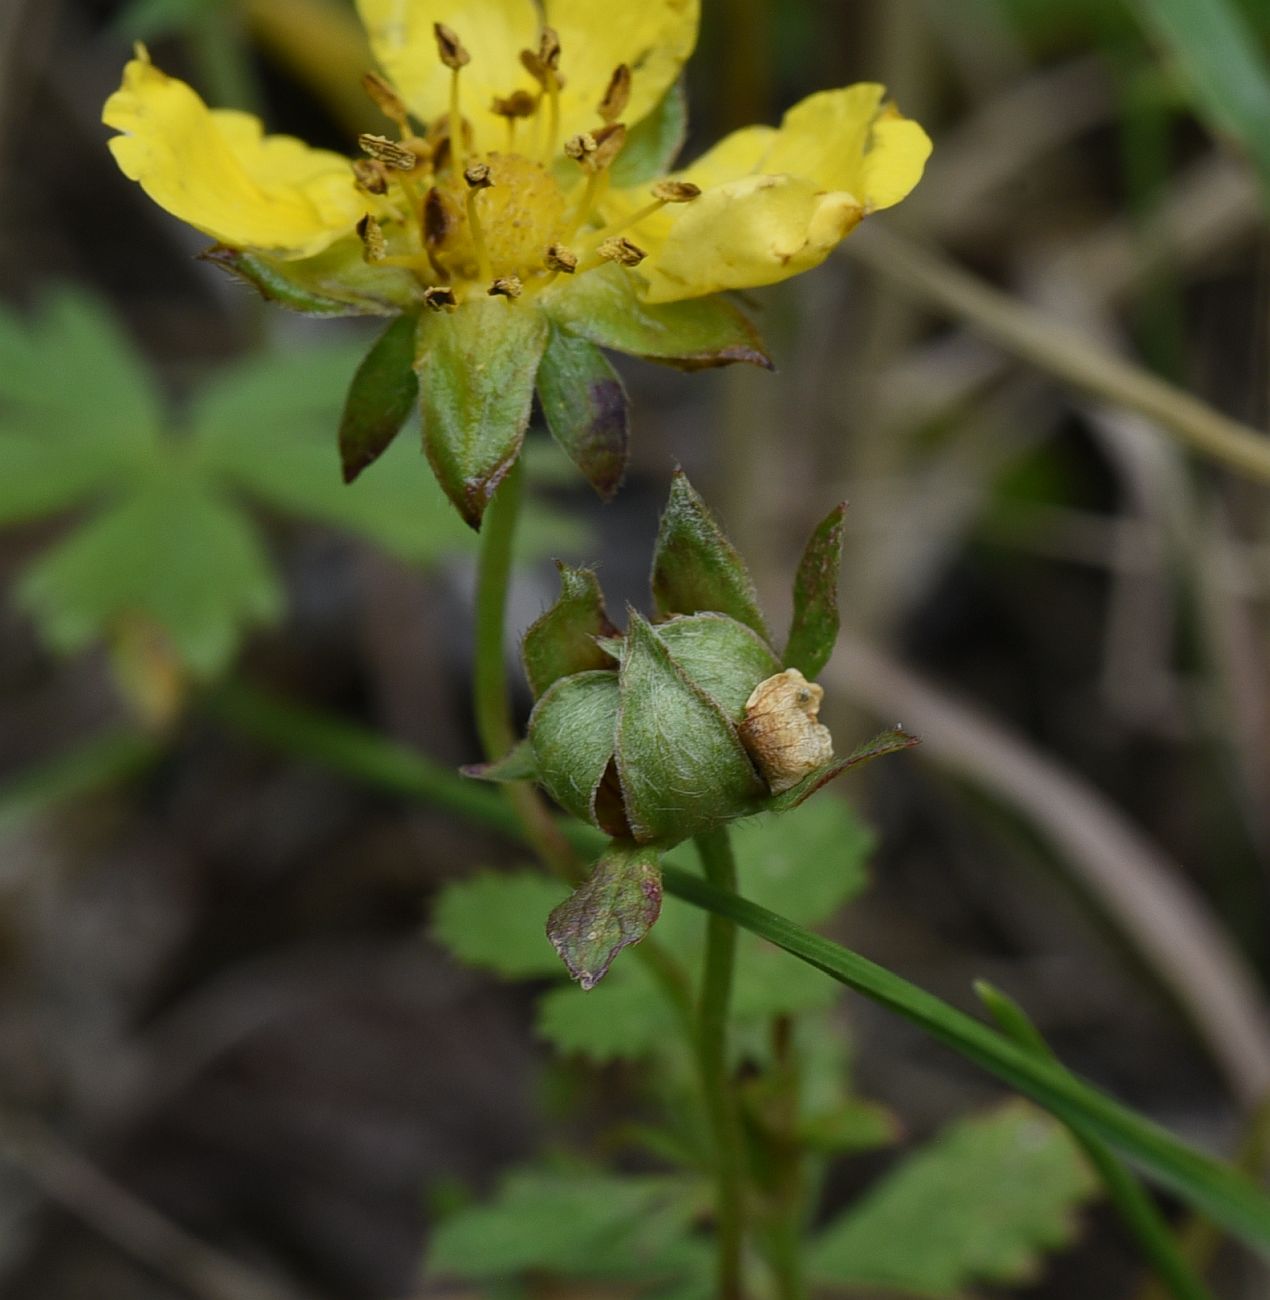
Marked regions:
[426,1168,707,1286]
[338,311,421,483]
[537,957,679,1062]
[1130,0,1270,202]
[112,0,211,40]
[431,870,570,979]
[16,466,282,678]
[809,1101,1096,1294]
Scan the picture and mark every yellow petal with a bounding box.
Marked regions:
[762,85,931,211]
[355,0,538,139]
[103,55,363,258]
[634,174,863,304]
[546,0,699,139]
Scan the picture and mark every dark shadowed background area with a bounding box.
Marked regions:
[1,0,1269,1296]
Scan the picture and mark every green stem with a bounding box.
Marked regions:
[695,828,747,1299]
[472,461,582,882]
[766,1017,808,1300]
[195,686,1270,1254]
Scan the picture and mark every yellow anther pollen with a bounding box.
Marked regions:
[492,90,537,119]
[598,65,632,123]
[359,133,417,170]
[590,123,627,172]
[433,22,470,70]
[564,133,597,164]
[545,243,579,274]
[464,161,493,189]
[489,275,524,299]
[357,214,387,263]
[598,236,646,267]
[362,71,409,131]
[352,158,389,195]
[423,286,457,310]
[652,180,701,203]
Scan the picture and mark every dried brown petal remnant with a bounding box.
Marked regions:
[739,669,833,793]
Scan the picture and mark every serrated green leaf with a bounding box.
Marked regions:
[521,564,620,699]
[536,326,629,500]
[528,671,621,829]
[541,264,770,370]
[536,957,680,1062]
[617,612,763,843]
[0,290,161,521]
[785,502,845,679]
[419,299,548,528]
[547,841,663,988]
[200,241,418,316]
[16,468,281,677]
[431,870,569,979]
[651,470,770,641]
[654,613,781,721]
[426,1169,703,1283]
[610,82,688,187]
[338,311,420,483]
[810,1101,1096,1294]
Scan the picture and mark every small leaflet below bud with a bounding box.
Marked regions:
[784,502,846,680]
[434,21,470,69]
[358,133,417,170]
[338,310,420,483]
[547,841,663,989]
[739,669,833,794]
[598,64,632,122]
[598,236,646,267]
[652,180,701,203]
[764,728,920,813]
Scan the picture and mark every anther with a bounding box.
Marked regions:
[352,158,389,195]
[464,162,493,189]
[598,65,632,122]
[488,275,524,299]
[652,180,701,203]
[357,214,387,263]
[564,133,597,165]
[538,26,562,72]
[597,236,646,267]
[545,243,579,274]
[433,23,470,69]
[359,133,417,170]
[362,72,410,132]
[492,90,537,119]
[423,286,458,310]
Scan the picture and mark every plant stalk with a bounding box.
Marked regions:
[472,460,582,882]
[695,827,747,1299]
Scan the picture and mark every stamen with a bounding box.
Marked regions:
[424,186,459,280]
[464,162,495,285]
[353,158,389,196]
[596,236,646,267]
[424,286,458,310]
[362,71,410,135]
[357,214,388,263]
[545,243,579,274]
[435,22,471,169]
[359,133,418,171]
[492,89,538,150]
[489,275,524,299]
[590,123,627,172]
[598,65,632,123]
[584,181,700,244]
[521,27,563,160]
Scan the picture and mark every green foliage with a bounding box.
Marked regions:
[521,564,619,699]
[419,297,548,528]
[784,502,846,679]
[426,1168,708,1289]
[651,470,771,641]
[547,842,663,990]
[536,957,675,1062]
[0,290,573,683]
[528,671,622,827]
[536,326,630,501]
[809,1102,1096,1294]
[431,871,569,979]
[542,264,771,370]
[338,311,421,482]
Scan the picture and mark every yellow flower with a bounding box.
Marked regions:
[102,1,930,524]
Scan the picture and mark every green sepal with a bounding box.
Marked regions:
[528,670,620,828]
[461,739,538,783]
[610,82,688,187]
[418,298,548,529]
[542,265,771,370]
[546,840,663,988]
[651,469,770,642]
[522,563,620,699]
[764,728,919,814]
[785,502,846,679]
[199,241,418,317]
[652,613,780,721]
[536,326,629,500]
[338,311,421,483]
[616,611,763,844]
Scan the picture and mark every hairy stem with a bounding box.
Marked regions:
[472,460,581,882]
[696,827,747,1298]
